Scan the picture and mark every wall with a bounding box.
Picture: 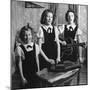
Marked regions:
[78,5,88,42]
[78,5,88,60]
[56,3,68,25]
[11,0,49,74]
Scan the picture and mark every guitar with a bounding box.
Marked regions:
[63,42,86,48]
[61,37,86,58]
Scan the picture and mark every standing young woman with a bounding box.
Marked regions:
[37,9,61,70]
[59,10,83,62]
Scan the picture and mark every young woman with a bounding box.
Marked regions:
[15,25,41,88]
[37,9,61,70]
[59,10,83,62]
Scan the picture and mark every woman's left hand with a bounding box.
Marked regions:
[56,58,61,64]
[62,41,67,45]
[49,59,55,64]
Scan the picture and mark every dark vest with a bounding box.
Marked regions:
[64,25,78,40]
[41,26,57,59]
[20,44,37,78]
[41,26,55,45]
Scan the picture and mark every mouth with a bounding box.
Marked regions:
[25,38,31,42]
[47,21,52,23]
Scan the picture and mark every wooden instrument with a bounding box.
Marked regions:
[63,42,85,48]
[61,37,86,57]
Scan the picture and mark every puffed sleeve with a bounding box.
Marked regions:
[58,24,65,40]
[37,27,44,38]
[74,28,82,42]
[58,24,65,34]
[37,27,44,43]
[54,26,59,42]
[76,28,82,35]
[15,46,25,60]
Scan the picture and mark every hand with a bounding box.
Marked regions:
[22,78,27,86]
[49,59,55,64]
[79,57,84,64]
[56,58,61,64]
[62,41,67,45]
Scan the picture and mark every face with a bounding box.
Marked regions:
[67,12,75,23]
[23,30,32,44]
[45,12,53,25]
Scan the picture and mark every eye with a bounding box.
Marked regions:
[24,35,27,39]
[29,33,32,37]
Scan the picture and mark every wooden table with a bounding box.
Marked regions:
[37,68,80,87]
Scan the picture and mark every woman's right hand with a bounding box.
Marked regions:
[49,59,55,64]
[22,78,28,86]
[62,41,67,45]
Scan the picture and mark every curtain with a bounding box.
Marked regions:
[49,3,59,25]
[68,4,78,24]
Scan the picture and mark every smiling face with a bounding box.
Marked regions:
[23,29,32,44]
[45,12,53,25]
[67,12,75,24]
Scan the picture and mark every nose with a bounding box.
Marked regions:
[27,35,31,40]
[25,36,28,40]
[49,17,52,20]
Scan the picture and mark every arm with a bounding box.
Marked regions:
[54,26,61,63]
[75,28,84,63]
[15,46,27,84]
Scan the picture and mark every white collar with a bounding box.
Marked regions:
[25,42,34,51]
[23,42,33,47]
[66,24,76,30]
[21,42,34,50]
[42,24,53,31]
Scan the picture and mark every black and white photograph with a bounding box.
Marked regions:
[11,0,88,89]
